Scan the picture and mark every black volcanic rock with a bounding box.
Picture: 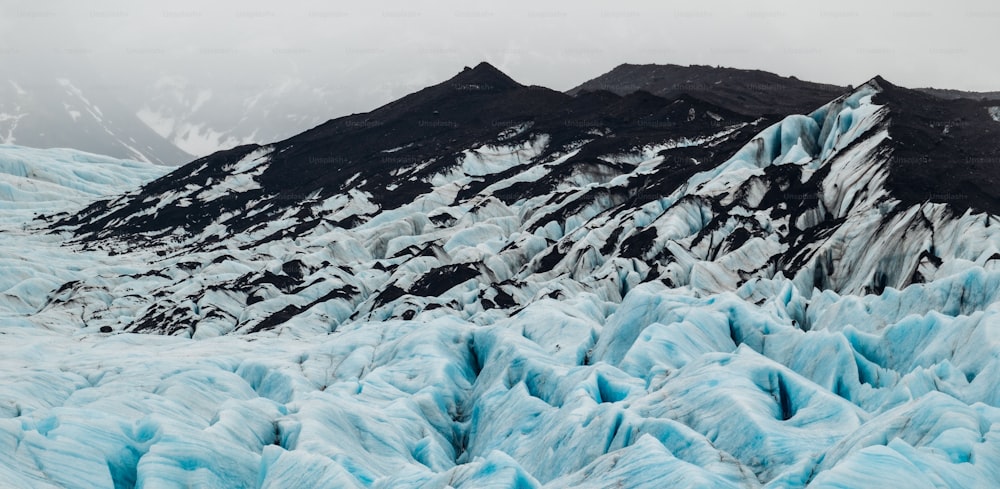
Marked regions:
[567,63,846,116]
[872,77,1000,215]
[450,62,524,91]
[256,62,568,210]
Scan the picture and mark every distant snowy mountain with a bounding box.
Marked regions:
[131,74,335,157]
[1,64,1000,487]
[0,78,192,165]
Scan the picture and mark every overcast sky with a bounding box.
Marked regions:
[2,0,998,119]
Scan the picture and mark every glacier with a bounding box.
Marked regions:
[1,72,1000,488]
[1,276,999,487]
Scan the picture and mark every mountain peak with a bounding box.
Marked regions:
[448,61,522,91]
[861,75,897,92]
[870,74,890,85]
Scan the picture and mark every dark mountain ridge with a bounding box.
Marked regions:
[567,63,847,116]
[58,62,763,244]
[58,63,1000,245]
[871,76,1000,215]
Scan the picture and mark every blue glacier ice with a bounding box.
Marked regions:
[1,272,998,487]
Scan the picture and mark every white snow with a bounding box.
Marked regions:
[137,106,252,157]
[57,79,103,121]
[0,111,26,144]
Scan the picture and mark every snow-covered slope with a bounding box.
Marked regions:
[1,65,999,487]
[0,78,192,165]
[0,144,167,218]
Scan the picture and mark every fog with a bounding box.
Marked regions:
[2,0,997,157]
